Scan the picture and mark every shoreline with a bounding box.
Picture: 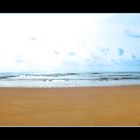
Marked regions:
[0,86,140,126]
[0,84,140,88]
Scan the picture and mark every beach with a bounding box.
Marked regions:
[0,86,140,126]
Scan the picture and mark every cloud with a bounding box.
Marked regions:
[0,14,140,72]
[16,56,25,63]
[84,59,96,65]
[54,51,59,55]
[100,47,110,55]
[68,52,76,56]
[111,59,117,64]
[124,28,140,38]
[118,48,125,56]
[131,54,136,59]
[30,37,37,40]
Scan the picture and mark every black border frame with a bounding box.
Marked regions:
[0,127,140,139]
[0,0,140,13]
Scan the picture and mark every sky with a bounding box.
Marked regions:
[0,13,140,73]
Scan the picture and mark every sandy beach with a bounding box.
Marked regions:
[0,86,140,126]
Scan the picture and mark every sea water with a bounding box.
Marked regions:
[0,72,140,87]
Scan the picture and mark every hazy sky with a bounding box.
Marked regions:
[0,13,140,73]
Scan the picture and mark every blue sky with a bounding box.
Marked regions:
[0,14,140,73]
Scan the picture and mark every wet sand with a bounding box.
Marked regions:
[0,86,140,126]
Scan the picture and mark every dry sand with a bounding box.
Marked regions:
[0,86,140,126]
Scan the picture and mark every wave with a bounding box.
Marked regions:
[0,72,140,81]
[1,77,140,81]
[0,75,17,79]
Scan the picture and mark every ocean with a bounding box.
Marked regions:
[0,72,140,87]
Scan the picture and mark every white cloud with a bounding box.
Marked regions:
[0,14,139,72]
